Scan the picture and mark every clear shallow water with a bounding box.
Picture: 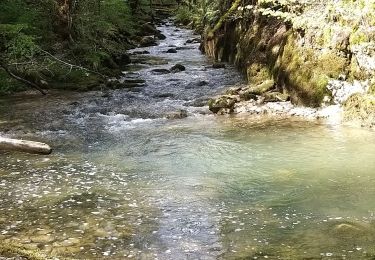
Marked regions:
[1,22,375,260]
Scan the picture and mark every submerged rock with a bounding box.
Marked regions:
[186,38,201,44]
[153,93,174,98]
[106,79,145,89]
[212,62,226,69]
[170,64,186,73]
[166,110,188,119]
[132,50,150,55]
[151,68,171,74]
[157,33,166,40]
[166,48,177,53]
[197,80,209,86]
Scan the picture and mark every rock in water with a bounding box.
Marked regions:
[151,68,171,74]
[139,36,157,47]
[208,96,238,114]
[166,110,188,119]
[170,64,186,73]
[157,33,167,40]
[186,38,201,44]
[132,50,150,55]
[212,62,226,69]
[166,48,177,53]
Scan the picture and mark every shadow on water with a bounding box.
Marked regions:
[1,21,375,259]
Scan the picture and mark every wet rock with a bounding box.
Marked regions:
[208,96,238,114]
[123,79,146,85]
[331,222,372,238]
[131,56,169,66]
[106,79,145,89]
[157,33,166,40]
[154,93,174,98]
[69,101,80,107]
[212,62,226,69]
[197,80,209,86]
[239,90,257,101]
[151,68,171,74]
[56,238,81,247]
[31,234,55,243]
[129,87,143,92]
[132,50,150,55]
[263,92,290,102]
[185,98,209,107]
[252,80,275,94]
[176,46,194,50]
[51,245,82,256]
[186,38,201,44]
[139,36,157,47]
[166,48,177,53]
[94,228,110,238]
[101,91,112,98]
[170,64,186,73]
[166,109,188,119]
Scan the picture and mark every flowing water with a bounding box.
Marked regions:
[1,21,375,260]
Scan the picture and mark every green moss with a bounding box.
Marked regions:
[350,30,369,45]
[344,94,375,127]
[175,6,194,25]
[276,34,347,106]
[247,64,272,85]
[369,82,375,95]
[348,56,369,81]
[0,241,46,260]
[210,0,242,35]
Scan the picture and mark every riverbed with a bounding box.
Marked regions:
[1,21,375,259]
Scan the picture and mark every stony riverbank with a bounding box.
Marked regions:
[208,76,373,126]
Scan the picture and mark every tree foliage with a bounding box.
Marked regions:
[0,0,156,94]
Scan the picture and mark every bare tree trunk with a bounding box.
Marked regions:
[0,137,52,155]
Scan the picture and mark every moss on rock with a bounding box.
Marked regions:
[344,93,375,127]
[0,241,47,260]
[276,34,347,106]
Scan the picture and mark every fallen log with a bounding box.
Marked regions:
[0,137,52,155]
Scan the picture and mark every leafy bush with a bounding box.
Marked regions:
[175,6,193,25]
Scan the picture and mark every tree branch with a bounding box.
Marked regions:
[0,62,47,95]
[39,49,107,78]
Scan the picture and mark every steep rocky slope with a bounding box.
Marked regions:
[199,0,375,126]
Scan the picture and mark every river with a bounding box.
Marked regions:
[1,21,375,260]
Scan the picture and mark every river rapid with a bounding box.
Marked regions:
[1,21,375,260]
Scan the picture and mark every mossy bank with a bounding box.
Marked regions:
[180,0,375,127]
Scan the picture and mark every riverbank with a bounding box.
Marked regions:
[0,1,175,95]
[1,19,375,260]
[177,0,375,128]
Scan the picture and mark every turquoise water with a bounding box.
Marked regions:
[1,116,375,259]
[1,21,375,259]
